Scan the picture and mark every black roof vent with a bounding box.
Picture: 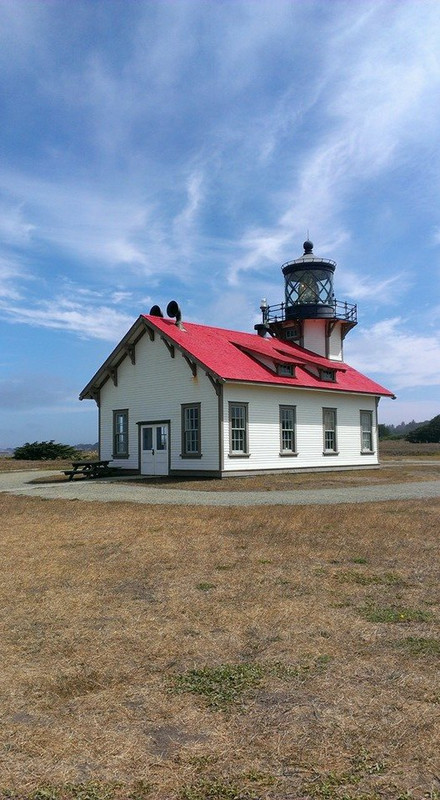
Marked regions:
[167,300,184,329]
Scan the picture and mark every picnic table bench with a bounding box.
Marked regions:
[64,459,113,481]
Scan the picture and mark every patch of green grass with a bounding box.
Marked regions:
[337,570,403,586]
[397,636,440,656]
[359,605,434,624]
[171,663,265,710]
[351,557,368,565]
[30,784,120,800]
[180,778,252,800]
[171,657,331,710]
[303,750,386,799]
[0,782,153,800]
[241,769,276,785]
[196,582,216,591]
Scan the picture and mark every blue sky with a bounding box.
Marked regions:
[1,0,439,448]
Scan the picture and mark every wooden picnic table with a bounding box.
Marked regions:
[64,459,113,481]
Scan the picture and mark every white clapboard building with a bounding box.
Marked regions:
[80,241,394,476]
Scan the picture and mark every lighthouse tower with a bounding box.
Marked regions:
[255,240,357,361]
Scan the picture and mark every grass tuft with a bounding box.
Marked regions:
[180,778,252,800]
[396,636,440,656]
[337,570,403,586]
[359,604,434,623]
[171,657,331,710]
[171,663,265,710]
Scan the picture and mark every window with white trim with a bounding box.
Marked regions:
[360,410,374,452]
[113,409,129,458]
[181,403,201,458]
[279,405,296,453]
[229,402,248,455]
[323,408,337,453]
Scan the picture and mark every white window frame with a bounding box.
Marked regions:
[181,403,201,458]
[113,409,129,458]
[228,402,249,456]
[323,407,338,454]
[360,410,374,453]
[279,405,297,455]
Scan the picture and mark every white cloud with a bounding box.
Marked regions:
[0,295,133,342]
[349,318,440,391]
[0,255,28,300]
[0,202,36,245]
[338,270,408,304]
[229,1,440,282]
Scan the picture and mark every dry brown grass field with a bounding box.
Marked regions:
[0,493,439,800]
[379,440,440,458]
[125,461,440,493]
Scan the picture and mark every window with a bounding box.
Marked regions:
[284,325,300,341]
[181,403,201,458]
[280,406,296,453]
[277,363,295,377]
[229,402,249,455]
[319,368,335,382]
[113,409,128,458]
[323,408,337,453]
[360,410,374,452]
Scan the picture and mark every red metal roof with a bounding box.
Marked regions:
[143,315,394,397]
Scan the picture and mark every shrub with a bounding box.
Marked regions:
[13,440,78,460]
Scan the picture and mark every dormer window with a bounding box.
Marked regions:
[320,368,335,382]
[277,363,295,377]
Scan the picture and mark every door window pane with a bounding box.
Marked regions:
[156,425,167,451]
[142,427,153,451]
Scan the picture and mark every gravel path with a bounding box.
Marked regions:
[1,469,440,506]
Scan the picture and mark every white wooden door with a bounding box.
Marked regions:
[140,424,169,475]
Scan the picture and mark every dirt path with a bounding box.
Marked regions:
[1,469,440,506]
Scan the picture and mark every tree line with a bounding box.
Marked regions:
[379,414,440,443]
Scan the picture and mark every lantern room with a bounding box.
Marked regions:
[282,239,336,319]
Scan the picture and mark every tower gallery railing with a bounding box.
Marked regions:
[263,299,357,324]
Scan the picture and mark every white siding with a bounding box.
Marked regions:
[99,330,220,472]
[302,319,343,361]
[302,319,326,356]
[328,322,343,361]
[222,383,378,472]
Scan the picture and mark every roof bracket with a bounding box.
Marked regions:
[161,336,175,358]
[207,373,222,396]
[126,344,136,365]
[144,324,155,341]
[109,367,118,387]
[183,354,197,377]
[90,388,100,407]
